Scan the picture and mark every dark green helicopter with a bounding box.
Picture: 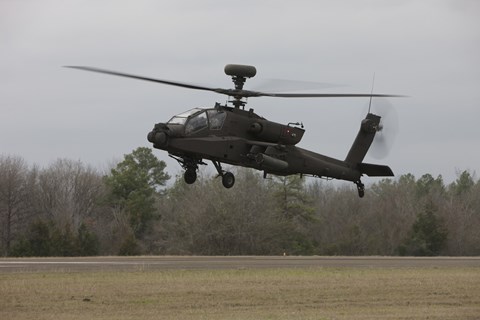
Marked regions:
[67,64,401,197]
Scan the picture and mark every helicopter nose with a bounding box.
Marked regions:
[147,130,168,147]
[147,131,155,143]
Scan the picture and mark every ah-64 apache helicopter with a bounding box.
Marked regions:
[67,64,401,197]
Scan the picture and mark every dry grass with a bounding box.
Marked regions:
[1,267,479,319]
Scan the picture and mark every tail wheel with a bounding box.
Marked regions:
[358,187,365,198]
[184,169,197,184]
[356,181,365,198]
[222,172,235,188]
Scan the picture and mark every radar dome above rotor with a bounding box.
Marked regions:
[224,64,257,78]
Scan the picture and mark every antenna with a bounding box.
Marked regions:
[368,72,375,114]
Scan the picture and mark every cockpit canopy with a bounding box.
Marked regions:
[167,108,227,134]
[167,108,203,125]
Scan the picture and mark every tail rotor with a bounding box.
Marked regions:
[368,97,399,159]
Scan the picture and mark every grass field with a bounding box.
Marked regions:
[1,266,479,319]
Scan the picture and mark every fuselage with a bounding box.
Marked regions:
[147,104,362,182]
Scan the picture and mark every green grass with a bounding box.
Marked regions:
[1,267,479,319]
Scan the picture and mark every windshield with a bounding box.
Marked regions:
[167,108,203,125]
[185,111,208,134]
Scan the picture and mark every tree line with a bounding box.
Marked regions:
[1,148,479,257]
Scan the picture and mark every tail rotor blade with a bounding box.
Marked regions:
[368,98,399,159]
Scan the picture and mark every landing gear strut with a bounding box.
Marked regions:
[355,180,365,198]
[212,160,235,188]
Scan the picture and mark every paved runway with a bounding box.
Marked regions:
[1,256,479,272]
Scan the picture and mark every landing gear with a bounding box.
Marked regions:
[184,169,197,184]
[169,155,203,185]
[222,172,235,188]
[213,160,235,189]
[355,180,365,198]
[169,155,235,189]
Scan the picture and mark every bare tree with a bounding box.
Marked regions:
[0,155,31,256]
[442,171,480,255]
[36,159,104,229]
[155,168,290,255]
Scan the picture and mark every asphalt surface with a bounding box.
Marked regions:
[1,256,479,273]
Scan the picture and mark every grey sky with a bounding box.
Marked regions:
[1,0,479,182]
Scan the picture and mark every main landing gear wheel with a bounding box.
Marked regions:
[184,169,197,184]
[212,160,235,189]
[222,172,235,188]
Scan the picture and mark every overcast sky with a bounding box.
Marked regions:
[1,0,479,183]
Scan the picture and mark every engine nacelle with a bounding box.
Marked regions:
[249,122,263,134]
[249,120,305,145]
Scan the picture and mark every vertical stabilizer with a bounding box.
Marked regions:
[345,113,380,165]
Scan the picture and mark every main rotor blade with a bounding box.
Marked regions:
[64,66,223,93]
[65,66,405,100]
[257,92,405,98]
[252,78,344,92]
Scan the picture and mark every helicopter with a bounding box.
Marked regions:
[66,64,401,197]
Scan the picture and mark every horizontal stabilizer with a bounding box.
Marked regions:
[358,163,394,177]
